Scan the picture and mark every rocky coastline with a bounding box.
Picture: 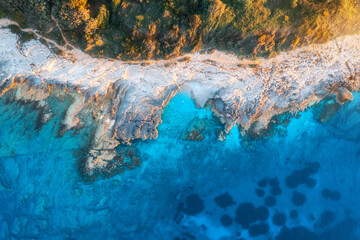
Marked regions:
[1,18,359,175]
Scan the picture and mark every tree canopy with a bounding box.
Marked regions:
[1,0,359,60]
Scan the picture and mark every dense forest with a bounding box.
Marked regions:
[0,0,359,60]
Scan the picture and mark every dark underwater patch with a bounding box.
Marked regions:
[312,95,343,123]
[268,177,282,196]
[220,214,233,227]
[316,210,335,228]
[292,191,306,206]
[269,178,280,188]
[248,222,269,237]
[322,189,341,201]
[258,178,268,188]
[285,162,320,189]
[234,203,269,229]
[214,192,236,209]
[234,203,258,229]
[182,194,204,216]
[255,188,265,198]
[264,196,277,207]
[256,206,270,221]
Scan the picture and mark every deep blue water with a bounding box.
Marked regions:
[1,91,360,239]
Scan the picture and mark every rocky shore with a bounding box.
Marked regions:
[1,18,359,174]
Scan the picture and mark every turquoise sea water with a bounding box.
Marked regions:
[1,91,360,239]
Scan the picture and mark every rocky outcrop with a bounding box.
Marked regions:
[336,87,353,104]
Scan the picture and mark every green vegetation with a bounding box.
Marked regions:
[1,0,359,60]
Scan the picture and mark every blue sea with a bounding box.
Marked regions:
[0,91,360,239]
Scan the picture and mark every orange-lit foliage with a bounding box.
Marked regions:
[0,0,359,59]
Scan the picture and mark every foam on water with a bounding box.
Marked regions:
[1,90,360,239]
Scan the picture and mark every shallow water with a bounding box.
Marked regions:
[1,91,360,240]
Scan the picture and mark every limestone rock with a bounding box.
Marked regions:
[336,87,353,104]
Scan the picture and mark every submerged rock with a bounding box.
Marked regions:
[255,188,265,198]
[269,178,280,188]
[234,203,258,229]
[256,206,270,221]
[182,194,205,216]
[220,214,233,227]
[258,178,268,188]
[80,145,141,181]
[285,162,320,189]
[315,210,336,228]
[214,192,236,209]
[234,203,269,229]
[292,191,307,206]
[183,117,206,141]
[312,96,342,123]
[264,196,277,207]
[216,129,226,141]
[336,87,353,104]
